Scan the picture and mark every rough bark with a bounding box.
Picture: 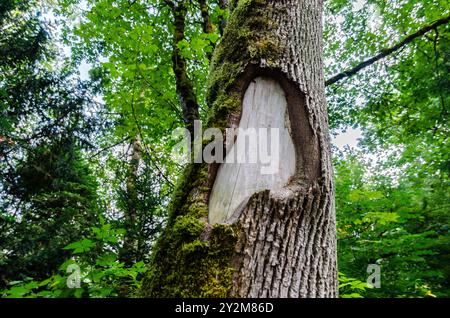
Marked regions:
[141,0,337,298]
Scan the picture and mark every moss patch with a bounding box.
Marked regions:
[141,219,238,297]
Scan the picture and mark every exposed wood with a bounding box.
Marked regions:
[217,0,229,35]
[208,77,296,224]
[120,136,142,266]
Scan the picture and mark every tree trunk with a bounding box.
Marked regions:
[120,136,142,266]
[141,0,337,298]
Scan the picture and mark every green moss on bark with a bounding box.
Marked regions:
[141,220,238,297]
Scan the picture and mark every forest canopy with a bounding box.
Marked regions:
[0,0,449,298]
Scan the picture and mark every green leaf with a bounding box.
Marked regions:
[341,293,364,298]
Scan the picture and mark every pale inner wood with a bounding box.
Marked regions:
[208,77,296,224]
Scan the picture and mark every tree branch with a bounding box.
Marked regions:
[197,0,213,35]
[326,14,450,87]
[197,0,214,60]
[168,1,199,136]
[88,136,131,159]
[138,70,184,120]
[216,0,228,36]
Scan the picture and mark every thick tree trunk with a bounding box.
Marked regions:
[141,0,337,298]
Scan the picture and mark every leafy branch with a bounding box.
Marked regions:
[326,14,450,86]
